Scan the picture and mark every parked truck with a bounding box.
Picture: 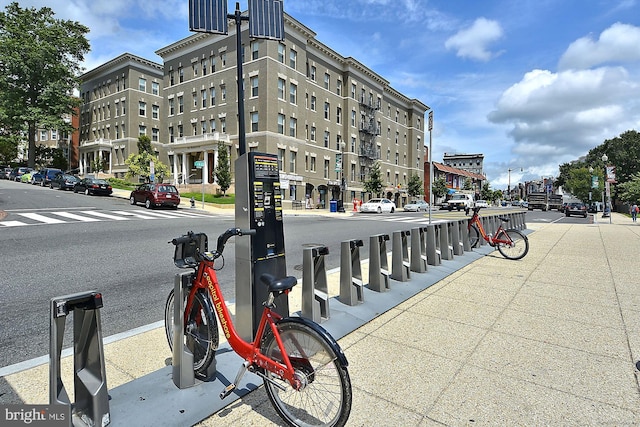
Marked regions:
[445,192,475,213]
[527,192,563,211]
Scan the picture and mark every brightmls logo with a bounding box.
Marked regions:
[1,405,69,426]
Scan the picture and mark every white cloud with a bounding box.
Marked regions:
[558,22,640,70]
[445,17,503,61]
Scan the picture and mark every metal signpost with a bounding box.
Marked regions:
[194,160,205,208]
[428,110,433,224]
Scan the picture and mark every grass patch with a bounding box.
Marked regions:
[107,178,137,191]
[181,192,235,205]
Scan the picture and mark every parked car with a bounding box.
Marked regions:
[33,168,63,187]
[360,198,396,214]
[73,178,113,196]
[474,200,489,208]
[565,202,588,218]
[129,183,181,209]
[50,173,79,190]
[403,199,429,212]
[10,167,32,182]
[2,167,12,179]
[20,170,34,183]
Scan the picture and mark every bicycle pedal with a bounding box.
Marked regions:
[219,383,236,400]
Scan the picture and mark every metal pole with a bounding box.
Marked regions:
[428,110,433,224]
[230,3,248,156]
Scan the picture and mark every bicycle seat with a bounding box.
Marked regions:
[260,273,298,294]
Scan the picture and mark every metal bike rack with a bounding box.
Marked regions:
[450,220,464,256]
[339,239,364,306]
[459,219,472,252]
[479,216,491,246]
[301,245,330,323]
[369,234,390,292]
[50,291,110,427]
[410,227,427,273]
[439,222,454,260]
[391,230,411,282]
[172,272,195,389]
[425,224,441,266]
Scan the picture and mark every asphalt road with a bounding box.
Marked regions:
[0,179,586,369]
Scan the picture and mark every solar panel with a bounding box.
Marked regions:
[248,0,285,40]
[189,0,228,34]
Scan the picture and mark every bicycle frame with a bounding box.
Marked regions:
[468,210,512,246]
[184,259,301,387]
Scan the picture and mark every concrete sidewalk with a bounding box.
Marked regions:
[2,212,640,426]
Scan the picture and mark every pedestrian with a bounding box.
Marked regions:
[631,203,639,222]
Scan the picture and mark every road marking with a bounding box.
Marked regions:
[79,210,130,220]
[18,212,65,224]
[49,211,101,222]
[0,220,28,227]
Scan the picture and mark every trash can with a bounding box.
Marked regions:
[330,200,337,212]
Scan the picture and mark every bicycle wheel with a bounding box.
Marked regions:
[164,289,218,376]
[261,320,352,427]
[468,224,480,248]
[496,229,529,260]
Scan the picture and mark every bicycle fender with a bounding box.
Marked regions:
[279,316,349,368]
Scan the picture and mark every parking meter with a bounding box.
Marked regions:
[235,152,289,340]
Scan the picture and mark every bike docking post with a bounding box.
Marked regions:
[425,224,441,266]
[50,291,110,427]
[172,272,196,388]
[301,245,330,323]
[369,234,390,292]
[439,222,454,260]
[410,227,427,273]
[339,239,365,305]
[459,220,472,252]
[450,220,464,255]
[391,230,411,282]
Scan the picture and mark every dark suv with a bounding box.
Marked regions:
[33,168,62,186]
[565,202,588,218]
[129,183,180,209]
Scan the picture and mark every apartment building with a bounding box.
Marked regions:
[78,53,164,177]
[442,152,484,176]
[79,13,428,208]
[35,109,80,170]
[155,12,427,208]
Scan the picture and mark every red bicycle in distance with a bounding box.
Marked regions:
[164,228,352,427]
[468,207,529,260]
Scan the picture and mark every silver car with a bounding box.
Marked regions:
[404,199,429,212]
[360,198,396,214]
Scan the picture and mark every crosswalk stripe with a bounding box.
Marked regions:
[49,211,101,222]
[18,213,65,224]
[79,211,131,220]
[111,211,163,220]
[0,221,29,227]
[133,210,186,219]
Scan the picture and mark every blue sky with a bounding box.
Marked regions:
[5,0,640,190]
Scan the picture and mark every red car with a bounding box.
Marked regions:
[130,183,181,209]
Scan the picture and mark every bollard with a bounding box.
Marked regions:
[339,239,364,305]
[301,245,330,323]
[439,222,454,260]
[369,234,390,292]
[450,220,464,255]
[50,291,110,427]
[425,224,441,266]
[190,197,195,208]
[410,227,427,273]
[391,230,411,282]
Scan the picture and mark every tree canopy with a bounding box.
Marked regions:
[407,173,423,198]
[125,136,169,182]
[363,162,383,196]
[214,142,231,195]
[0,2,89,167]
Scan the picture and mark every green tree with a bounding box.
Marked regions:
[462,180,473,191]
[0,135,19,165]
[0,3,89,169]
[125,136,169,182]
[137,135,153,154]
[480,182,494,201]
[564,167,601,203]
[432,177,448,199]
[363,161,383,196]
[214,142,231,195]
[617,173,640,204]
[407,174,423,198]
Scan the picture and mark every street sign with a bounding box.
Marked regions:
[194,160,205,168]
[428,111,433,131]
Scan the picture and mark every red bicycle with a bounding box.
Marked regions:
[164,228,352,427]
[468,207,529,260]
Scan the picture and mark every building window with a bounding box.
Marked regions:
[324,73,330,90]
[277,78,285,100]
[289,151,296,173]
[289,83,297,104]
[201,89,207,108]
[221,52,226,66]
[277,114,285,134]
[192,91,198,109]
[210,87,216,106]
[39,130,47,141]
[278,148,285,171]
[324,131,329,148]
[336,79,342,96]
[152,81,159,95]
[324,159,329,178]
[249,111,259,132]
[138,78,146,92]
[152,104,159,119]
[310,126,316,141]
[336,107,342,124]
[251,76,259,97]
[169,98,174,115]
[210,119,216,132]
[169,71,174,86]
[221,84,226,101]
[178,96,184,114]
[220,117,226,133]
[201,58,208,75]
[289,117,297,137]
[310,65,316,81]
[251,40,260,60]
[351,110,356,127]
[139,101,146,117]
[324,102,330,120]
[278,43,285,63]
[152,127,159,142]
[310,156,316,172]
[289,49,296,69]
[178,67,184,83]
[310,96,316,111]
[139,125,146,136]
[201,120,207,134]
[351,83,356,99]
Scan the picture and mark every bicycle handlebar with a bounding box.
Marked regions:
[216,228,256,254]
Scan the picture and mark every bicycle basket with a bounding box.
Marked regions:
[173,233,208,268]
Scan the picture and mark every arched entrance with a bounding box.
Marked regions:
[318,185,328,209]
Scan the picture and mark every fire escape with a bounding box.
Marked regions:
[358,94,380,180]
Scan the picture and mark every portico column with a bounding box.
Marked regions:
[172,154,178,185]
[182,153,188,185]
[202,149,208,185]
[213,147,219,183]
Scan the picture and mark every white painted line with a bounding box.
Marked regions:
[79,211,131,221]
[18,213,65,224]
[49,211,101,222]
[0,221,29,227]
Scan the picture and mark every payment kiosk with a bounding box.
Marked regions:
[235,152,289,341]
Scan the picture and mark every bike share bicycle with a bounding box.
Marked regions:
[163,229,352,427]
[467,206,529,260]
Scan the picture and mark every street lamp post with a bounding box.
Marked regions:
[602,154,611,223]
[507,168,512,203]
[339,141,346,212]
